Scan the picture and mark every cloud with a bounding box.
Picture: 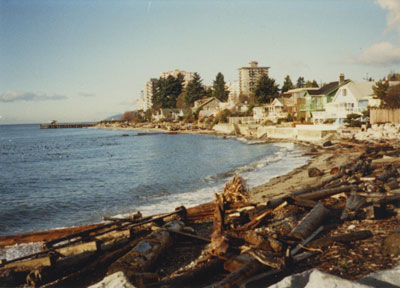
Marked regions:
[79,92,96,98]
[0,91,68,102]
[376,0,400,32]
[356,42,400,66]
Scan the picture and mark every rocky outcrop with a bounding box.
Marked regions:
[353,123,400,141]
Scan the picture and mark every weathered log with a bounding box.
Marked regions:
[37,233,148,288]
[224,254,254,272]
[0,224,101,247]
[340,194,367,220]
[0,256,53,271]
[384,179,399,191]
[299,185,357,201]
[308,230,373,249]
[285,196,317,208]
[374,194,400,205]
[205,259,264,288]
[157,258,224,287]
[108,220,185,278]
[376,169,398,182]
[289,203,330,240]
[290,225,324,256]
[236,208,274,231]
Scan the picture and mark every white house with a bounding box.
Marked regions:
[193,97,222,119]
[152,108,190,122]
[318,81,375,125]
[253,99,288,123]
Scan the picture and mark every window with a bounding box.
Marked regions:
[342,89,347,96]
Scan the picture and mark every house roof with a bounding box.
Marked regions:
[194,97,220,107]
[344,81,375,101]
[308,81,340,95]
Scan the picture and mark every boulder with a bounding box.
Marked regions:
[88,271,135,288]
[269,269,369,288]
[358,265,400,288]
[308,167,323,177]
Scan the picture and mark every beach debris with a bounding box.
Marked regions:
[1,140,400,287]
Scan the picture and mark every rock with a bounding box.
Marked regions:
[88,271,135,288]
[384,226,400,256]
[358,265,400,288]
[308,167,323,177]
[269,269,369,288]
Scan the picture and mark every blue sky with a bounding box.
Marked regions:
[1,0,399,124]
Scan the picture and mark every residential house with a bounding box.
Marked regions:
[193,97,222,119]
[253,99,288,123]
[152,108,190,122]
[285,87,319,120]
[302,77,349,123]
[319,81,375,125]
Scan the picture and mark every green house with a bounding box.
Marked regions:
[299,80,349,122]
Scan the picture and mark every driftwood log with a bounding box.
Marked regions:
[289,203,330,240]
[308,230,373,249]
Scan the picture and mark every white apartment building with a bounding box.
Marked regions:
[161,69,194,88]
[142,78,157,111]
[238,61,269,96]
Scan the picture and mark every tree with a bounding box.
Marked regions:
[296,77,305,88]
[212,72,229,101]
[385,84,400,108]
[254,73,280,104]
[212,72,229,102]
[152,74,183,108]
[373,80,389,108]
[281,75,294,93]
[184,73,206,106]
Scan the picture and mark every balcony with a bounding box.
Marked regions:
[299,103,325,112]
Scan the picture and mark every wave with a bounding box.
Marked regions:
[118,143,311,218]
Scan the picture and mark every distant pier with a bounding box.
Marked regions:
[40,123,96,129]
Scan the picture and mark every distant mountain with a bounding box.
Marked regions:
[104,113,123,121]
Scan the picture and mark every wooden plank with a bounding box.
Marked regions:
[1,256,53,270]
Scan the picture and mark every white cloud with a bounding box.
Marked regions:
[0,91,68,102]
[79,92,96,98]
[357,42,400,66]
[376,0,400,32]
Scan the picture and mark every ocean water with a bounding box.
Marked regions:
[0,124,310,236]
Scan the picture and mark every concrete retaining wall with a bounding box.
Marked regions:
[213,123,236,135]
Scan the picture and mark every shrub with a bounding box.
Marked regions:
[215,109,232,124]
[344,113,361,127]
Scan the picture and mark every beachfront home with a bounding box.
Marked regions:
[253,98,288,123]
[152,108,190,122]
[317,81,375,125]
[193,97,222,119]
[302,77,350,123]
[285,87,319,120]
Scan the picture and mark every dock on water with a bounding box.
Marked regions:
[40,123,96,129]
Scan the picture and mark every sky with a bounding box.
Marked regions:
[0,0,399,124]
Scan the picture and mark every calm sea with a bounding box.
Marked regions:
[0,124,310,236]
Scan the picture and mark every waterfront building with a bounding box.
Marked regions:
[238,61,269,96]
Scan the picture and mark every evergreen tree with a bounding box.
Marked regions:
[373,80,389,108]
[152,74,183,108]
[375,81,400,108]
[212,72,229,101]
[296,76,305,88]
[184,73,206,106]
[254,73,280,104]
[281,75,294,93]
